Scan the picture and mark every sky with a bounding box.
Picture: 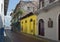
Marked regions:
[5,0,20,26]
[5,0,31,26]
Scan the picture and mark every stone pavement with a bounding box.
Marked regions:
[4,36,12,42]
[5,29,59,42]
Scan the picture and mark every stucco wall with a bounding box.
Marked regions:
[20,15,37,35]
[37,5,60,40]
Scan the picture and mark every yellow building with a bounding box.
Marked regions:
[20,12,37,35]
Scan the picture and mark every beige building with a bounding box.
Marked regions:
[37,0,60,41]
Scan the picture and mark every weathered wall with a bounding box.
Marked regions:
[37,5,60,40]
[20,15,37,35]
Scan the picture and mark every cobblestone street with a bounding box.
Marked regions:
[5,30,47,42]
[5,29,59,42]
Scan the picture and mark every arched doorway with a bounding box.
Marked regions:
[58,15,60,40]
[38,19,45,36]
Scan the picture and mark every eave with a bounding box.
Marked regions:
[20,12,34,20]
[37,0,60,14]
[4,0,9,15]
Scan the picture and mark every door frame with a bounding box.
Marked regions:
[38,19,45,36]
[58,14,60,40]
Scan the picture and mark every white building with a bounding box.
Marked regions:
[0,0,9,33]
[37,0,60,41]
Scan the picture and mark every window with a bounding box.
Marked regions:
[27,7,30,10]
[30,19,33,22]
[42,0,44,7]
[49,0,55,3]
[48,18,53,28]
[39,0,41,8]
[39,0,44,8]
[25,20,27,23]
[22,22,23,24]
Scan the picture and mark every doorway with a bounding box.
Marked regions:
[30,19,33,35]
[38,19,44,36]
[33,20,35,35]
[58,15,60,40]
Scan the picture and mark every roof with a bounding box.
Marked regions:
[20,12,34,20]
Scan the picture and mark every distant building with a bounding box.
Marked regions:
[19,1,38,17]
[19,0,39,35]
[10,0,38,33]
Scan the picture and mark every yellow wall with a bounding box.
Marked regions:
[20,15,37,35]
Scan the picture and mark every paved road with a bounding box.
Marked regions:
[5,30,47,42]
[5,29,60,42]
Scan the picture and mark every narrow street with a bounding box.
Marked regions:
[0,0,60,42]
[5,29,59,42]
[5,30,47,42]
